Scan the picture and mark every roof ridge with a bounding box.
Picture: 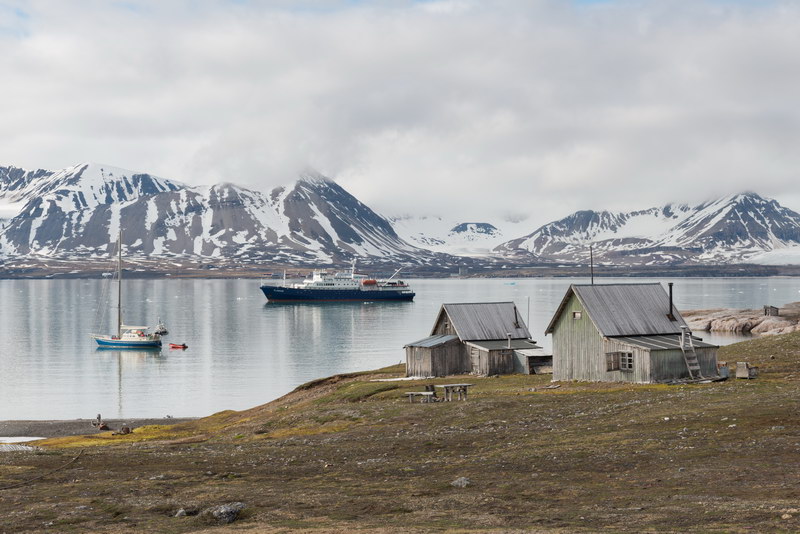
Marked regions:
[571,282,662,287]
[443,301,516,305]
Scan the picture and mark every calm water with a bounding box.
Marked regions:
[1,277,798,420]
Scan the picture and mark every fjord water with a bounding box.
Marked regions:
[1,277,798,420]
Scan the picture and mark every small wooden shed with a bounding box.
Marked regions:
[405,334,466,377]
[545,284,719,384]
[405,302,541,377]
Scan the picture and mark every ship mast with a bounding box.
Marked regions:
[117,230,122,339]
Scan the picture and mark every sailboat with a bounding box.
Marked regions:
[91,232,164,349]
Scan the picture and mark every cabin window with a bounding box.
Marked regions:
[572,311,582,320]
[620,352,634,371]
[606,352,634,372]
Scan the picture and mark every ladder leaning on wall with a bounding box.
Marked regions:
[680,325,703,379]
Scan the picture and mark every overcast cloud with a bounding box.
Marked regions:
[1,0,799,227]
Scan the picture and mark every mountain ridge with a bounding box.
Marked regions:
[494,192,800,265]
[3,162,800,267]
[0,162,456,267]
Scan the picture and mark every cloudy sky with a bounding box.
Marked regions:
[2,0,799,227]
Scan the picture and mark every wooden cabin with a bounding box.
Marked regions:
[545,284,718,384]
[405,302,543,377]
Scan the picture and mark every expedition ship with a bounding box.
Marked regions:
[260,265,415,302]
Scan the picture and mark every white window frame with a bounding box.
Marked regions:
[606,351,634,372]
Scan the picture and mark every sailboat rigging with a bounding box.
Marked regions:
[90,232,164,349]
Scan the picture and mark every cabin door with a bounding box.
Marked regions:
[470,346,482,374]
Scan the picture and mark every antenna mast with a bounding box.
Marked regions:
[387,267,403,281]
[590,244,594,285]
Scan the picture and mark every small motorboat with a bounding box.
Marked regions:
[169,343,188,350]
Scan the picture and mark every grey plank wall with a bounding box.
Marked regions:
[406,342,469,377]
[553,293,605,381]
[603,337,652,383]
[487,349,515,375]
[649,347,718,381]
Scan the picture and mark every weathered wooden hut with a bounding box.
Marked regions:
[545,284,718,383]
[405,302,542,377]
[405,334,466,377]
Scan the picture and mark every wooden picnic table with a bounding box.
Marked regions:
[434,383,474,401]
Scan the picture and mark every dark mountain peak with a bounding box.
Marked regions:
[450,222,499,235]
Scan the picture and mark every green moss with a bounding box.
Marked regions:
[316,381,400,404]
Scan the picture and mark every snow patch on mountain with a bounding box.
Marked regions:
[745,246,800,265]
[390,215,528,256]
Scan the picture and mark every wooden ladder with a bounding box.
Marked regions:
[680,326,703,379]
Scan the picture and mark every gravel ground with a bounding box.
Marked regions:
[0,418,195,439]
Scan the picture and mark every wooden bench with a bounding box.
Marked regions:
[404,391,436,403]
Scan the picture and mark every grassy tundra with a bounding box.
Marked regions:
[1,333,800,533]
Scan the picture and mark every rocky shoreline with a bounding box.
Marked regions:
[683,301,800,336]
[0,418,195,439]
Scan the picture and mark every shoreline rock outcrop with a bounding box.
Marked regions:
[683,302,800,336]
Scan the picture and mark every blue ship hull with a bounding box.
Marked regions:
[261,285,415,302]
[95,338,162,348]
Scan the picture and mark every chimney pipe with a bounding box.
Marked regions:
[667,282,675,321]
[507,332,512,349]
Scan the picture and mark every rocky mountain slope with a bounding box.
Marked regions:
[3,161,800,268]
[0,163,450,266]
[494,193,800,265]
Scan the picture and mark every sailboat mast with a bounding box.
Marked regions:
[117,230,122,339]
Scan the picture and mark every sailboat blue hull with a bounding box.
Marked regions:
[95,338,162,348]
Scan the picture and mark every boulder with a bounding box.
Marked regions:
[200,502,245,524]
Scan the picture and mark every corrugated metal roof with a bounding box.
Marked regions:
[515,347,552,357]
[613,335,718,351]
[438,302,532,341]
[404,334,459,348]
[466,339,541,351]
[545,283,688,337]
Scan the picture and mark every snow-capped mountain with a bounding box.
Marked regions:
[496,193,800,265]
[0,163,445,265]
[390,215,525,256]
[1,163,183,255]
[1,165,55,225]
[4,162,800,268]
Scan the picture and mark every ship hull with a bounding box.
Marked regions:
[94,337,162,348]
[260,285,415,302]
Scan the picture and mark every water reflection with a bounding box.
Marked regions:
[94,349,166,416]
[0,277,798,420]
